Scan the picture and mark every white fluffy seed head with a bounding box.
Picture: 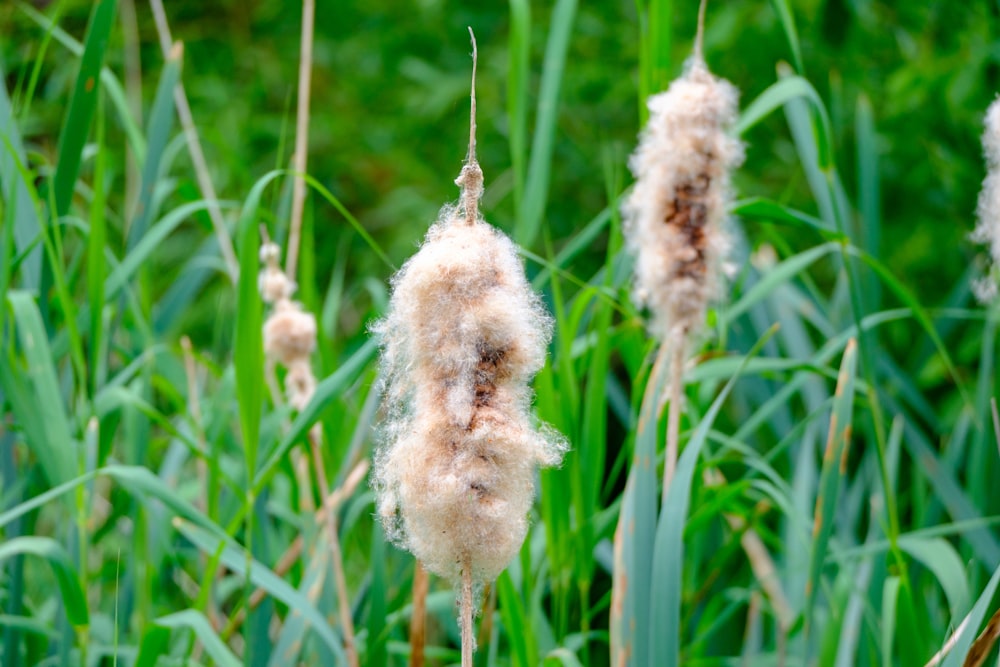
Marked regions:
[263,300,317,365]
[622,58,745,339]
[372,207,565,585]
[973,97,1000,303]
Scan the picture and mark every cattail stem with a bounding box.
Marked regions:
[693,0,709,63]
[456,28,483,226]
[409,563,429,667]
[460,559,475,667]
[308,430,360,667]
[286,0,316,279]
[662,330,686,500]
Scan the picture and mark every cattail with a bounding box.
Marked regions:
[973,97,1000,303]
[372,29,564,665]
[621,0,743,493]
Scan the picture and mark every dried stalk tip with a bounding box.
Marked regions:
[372,210,565,585]
[973,97,1000,303]
[622,58,745,340]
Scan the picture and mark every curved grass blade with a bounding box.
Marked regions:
[649,324,779,665]
[941,563,1000,667]
[0,537,88,627]
[173,518,349,664]
[51,0,117,217]
[253,337,377,489]
[154,610,240,667]
[2,290,74,487]
[767,0,804,74]
[508,0,530,213]
[235,188,263,475]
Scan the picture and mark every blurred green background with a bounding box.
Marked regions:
[5,0,999,330]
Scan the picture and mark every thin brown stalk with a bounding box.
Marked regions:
[148,0,239,281]
[693,0,709,62]
[662,331,685,501]
[461,559,475,667]
[232,461,369,624]
[285,0,316,279]
[702,468,793,631]
[963,606,1000,667]
[307,429,360,667]
[457,28,483,227]
[409,563,429,667]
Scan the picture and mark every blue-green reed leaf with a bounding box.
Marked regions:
[0,62,42,287]
[51,0,117,217]
[649,324,779,665]
[3,291,74,487]
[940,563,1000,667]
[0,537,88,626]
[127,41,181,251]
[254,338,377,488]
[805,339,857,635]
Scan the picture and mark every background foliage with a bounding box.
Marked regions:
[2,0,1000,665]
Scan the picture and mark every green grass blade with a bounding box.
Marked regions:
[2,290,74,487]
[173,517,349,663]
[940,563,1000,667]
[127,42,181,251]
[515,0,578,248]
[17,2,145,161]
[854,94,881,309]
[0,537,88,627]
[507,0,530,213]
[805,339,858,636]
[153,610,240,667]
[51,0,117,217]
[0,61,42,287]
[253,337,376,489]
[87,92,107,396]
[235,194,263,476]
[898,537,969,621]
[767,0,804,74]
[649,325,779,666]
[646,0,672,96]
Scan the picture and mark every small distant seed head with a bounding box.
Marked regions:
[622,57,744,339]
[264,301,317,365]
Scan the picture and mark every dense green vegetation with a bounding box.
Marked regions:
[2,0,1000,665]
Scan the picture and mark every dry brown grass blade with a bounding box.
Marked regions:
[409,562,429,667]
[703,467,794,632]
[963,607,1000,667]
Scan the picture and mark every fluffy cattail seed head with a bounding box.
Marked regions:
[263,299,317,365]
[622,57,744,340]
[973,97,1000,303]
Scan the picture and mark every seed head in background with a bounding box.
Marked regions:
[620,0,744,492]
[622,35,744,342]
[371,32,565,596]
[973,97,1000,304]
